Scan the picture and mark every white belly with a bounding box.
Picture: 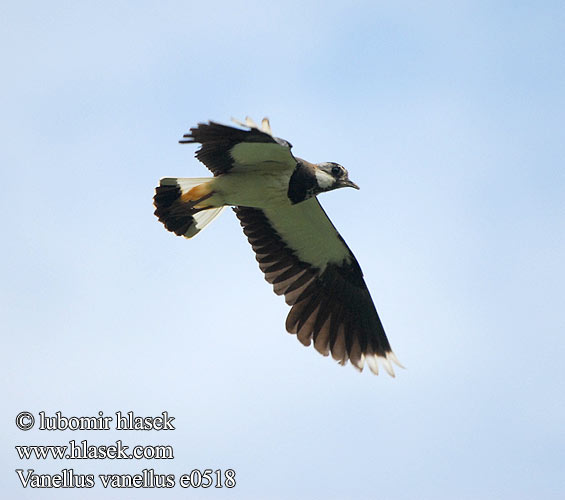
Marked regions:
[211,167,293,209]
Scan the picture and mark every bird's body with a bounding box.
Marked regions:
[154,117,401,376]
[207,163,293,208]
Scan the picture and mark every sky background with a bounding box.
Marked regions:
[2,1,564,498]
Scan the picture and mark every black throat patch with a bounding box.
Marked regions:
[287,162,317,204]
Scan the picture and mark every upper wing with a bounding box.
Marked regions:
[180,118,296,176]
[233,199,402,376]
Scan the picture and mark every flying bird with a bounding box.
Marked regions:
[153,117,402,376]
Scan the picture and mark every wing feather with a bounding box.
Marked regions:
[233,204,401,375]
[180,120,295,176]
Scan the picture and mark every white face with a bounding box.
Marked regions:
[314,169,337,189]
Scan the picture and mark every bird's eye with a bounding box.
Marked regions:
[331,166,342,176]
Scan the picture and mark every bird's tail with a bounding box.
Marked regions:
[153,177,224,238]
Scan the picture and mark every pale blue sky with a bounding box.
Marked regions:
[2,1,564,499]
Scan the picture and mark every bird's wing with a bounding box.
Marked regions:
[234,199,402,376]
[180,118,296,176]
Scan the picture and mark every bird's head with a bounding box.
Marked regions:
[288,160,360,204]
[314,162,360,193]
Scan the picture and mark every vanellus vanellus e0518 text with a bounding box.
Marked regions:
[153,117,402,376]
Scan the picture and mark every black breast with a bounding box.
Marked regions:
[287,161,317,204]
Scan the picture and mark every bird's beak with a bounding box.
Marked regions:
[340,178,360,190]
